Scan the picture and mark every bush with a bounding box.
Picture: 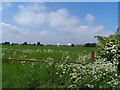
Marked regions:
[55,58,120,88]
[95,34,120,63]
[71,44,74,47]
[95,33,120,73]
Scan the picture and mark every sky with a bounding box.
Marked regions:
[1,2,118,45]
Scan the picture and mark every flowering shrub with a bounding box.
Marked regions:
[95,34,120,63]
[55,58,120,88]
[2,45,120,88]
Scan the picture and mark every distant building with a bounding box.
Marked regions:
[57,43,60,47]
[68,43,71,46]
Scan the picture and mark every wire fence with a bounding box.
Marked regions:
[0,51,95,63]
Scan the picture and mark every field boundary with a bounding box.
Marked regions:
[0,51,95,63]
[0,58,82,63]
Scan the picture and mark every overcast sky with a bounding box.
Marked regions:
[1,2,118,45]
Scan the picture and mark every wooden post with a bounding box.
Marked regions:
[91,51,95,62]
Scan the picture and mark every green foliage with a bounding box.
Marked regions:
[22,42,28,45]
[2,42,10,46]
[55,59,120,88]
[2,46,120,88]
[2,46,95,88]
[71,44,74,47]
[84,43,96,47]
[95,34,120,62]
[2,46,95,61]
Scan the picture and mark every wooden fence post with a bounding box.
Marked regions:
[91,51,95,62]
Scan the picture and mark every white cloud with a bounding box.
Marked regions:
[1,22,53,43]
[14,3,47,27]
[85,13,95,24]
[1,22,21,39]
[2,3,114,44]
[19,2,46,12]
[49,9,80,31]
[1,22,114,44]
[14,3,80,29]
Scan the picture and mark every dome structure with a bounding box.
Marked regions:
[57,43,60,46]
[68,43,71,46]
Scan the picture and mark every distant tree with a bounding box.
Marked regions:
[84,43,96,47]
[11,43,18,46]
[40,44,44,46]
[71,44,74,47]
[11,43,13,46]
[33,43,36,46]
[37,42,41,46]
[22,42,28,45]
[2,42,10,45]
[28,43,32,46]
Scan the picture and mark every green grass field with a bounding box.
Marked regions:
[2,45,96,60]
[2,46,120,88]
[2,45,96,88]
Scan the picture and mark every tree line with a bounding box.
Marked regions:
[1,42,44,46]
[1,42,97,47]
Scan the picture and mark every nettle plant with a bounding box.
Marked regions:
[95,33,120,71]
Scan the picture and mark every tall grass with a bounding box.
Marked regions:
[2,45,98,88]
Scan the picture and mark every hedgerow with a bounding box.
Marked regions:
[95,34,120,63]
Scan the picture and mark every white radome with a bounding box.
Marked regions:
[57,43,59,46]
[68,43,71,46]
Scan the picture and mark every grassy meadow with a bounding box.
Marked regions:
[1,45,120,88]
[2,45,96,61]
